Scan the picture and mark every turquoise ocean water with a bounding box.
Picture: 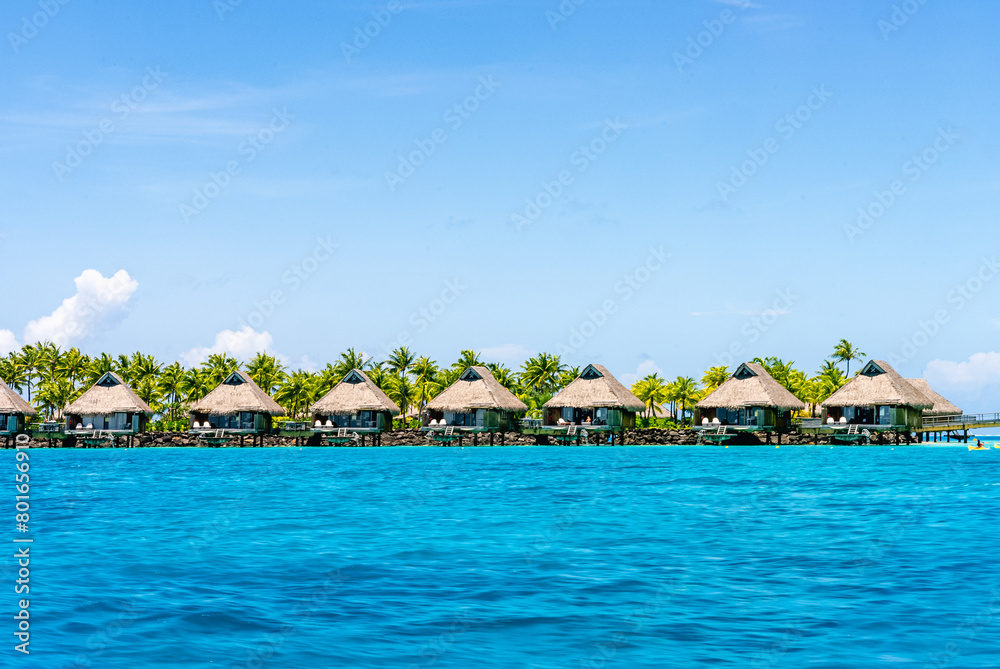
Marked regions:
[9,444,1000,668]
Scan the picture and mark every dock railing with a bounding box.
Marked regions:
[922,413,1000,428]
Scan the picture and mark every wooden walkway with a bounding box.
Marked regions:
[919,413,1000,442]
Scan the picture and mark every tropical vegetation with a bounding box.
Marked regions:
[0,340,864,429]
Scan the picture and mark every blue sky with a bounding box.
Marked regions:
[1,0,998,412]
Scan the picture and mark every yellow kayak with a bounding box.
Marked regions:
[968,444,989,450]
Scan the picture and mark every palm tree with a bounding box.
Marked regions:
[411,356,440,410]
[786,368,810,403]
[334,348,370,376]
[158,362,187,422]
[203,353,240,385]
[701,366,729,391]
[130,352,161,387]
[451,349,482,372]
[485,363,520,393]
[631,374,669,419]
[800,379,825,417]
[519,352,565,394]
[367,361,390,390]
[36,377,75,420]
[1,355,28,395]
[180,367,214,403]
[114,353,134,384]
[386,374,417,420]
[669,376,700,426]
[387,347,415,378]
[86,353,115,385]
[17,344,43,402]
[134,375,163,409]
[434,366,462,390]
[812,362,847,408]
[557,366,580,389]
[36,341,62,389]
[246,353,287,395]
[274,370,317,420]
[830,339,866,377]
[55,347,90,390]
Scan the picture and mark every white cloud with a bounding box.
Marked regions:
[179,326,279,366]
[925,353,1000,393]
[0,330,20,356]
[22,269,138,348]
[619,359,664,388]
[480,344,536,366]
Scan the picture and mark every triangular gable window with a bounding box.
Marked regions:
[343,370,364,384]
[96,373,120,388]
[860,361,885,377]
[733,364,757,380]
[460,368,482,382]
[223,372,246,386]
[580,365,603,380]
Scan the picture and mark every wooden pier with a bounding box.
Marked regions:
[918,413,1000,443]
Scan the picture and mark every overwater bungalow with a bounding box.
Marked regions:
[188,370,284,447]
[694,363,806,444]
[422,366,528,445]
[819,360,931,443]
[0,377,36,444]
[906,378,966,442]
[524,364,643,445]
[906,379,962,419]
[309,369,400,446]
[65,372,152,447]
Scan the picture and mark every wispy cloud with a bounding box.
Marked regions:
[925,353,1000,393]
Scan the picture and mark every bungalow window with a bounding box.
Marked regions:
[82,415,106,429]
[877,406,892,425]
[109,413,129,431]
[715,408,757,426]
[445,412,467,426]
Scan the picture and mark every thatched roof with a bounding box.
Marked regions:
[66,372,153,416]
[425,366,528,413]
[0,378,36,417]
[822,360,932,409]
[188,370,285,416]
[697,363,806,411]
[907,378,962,417]
[544,364,645,412]
[311,369,400,416]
